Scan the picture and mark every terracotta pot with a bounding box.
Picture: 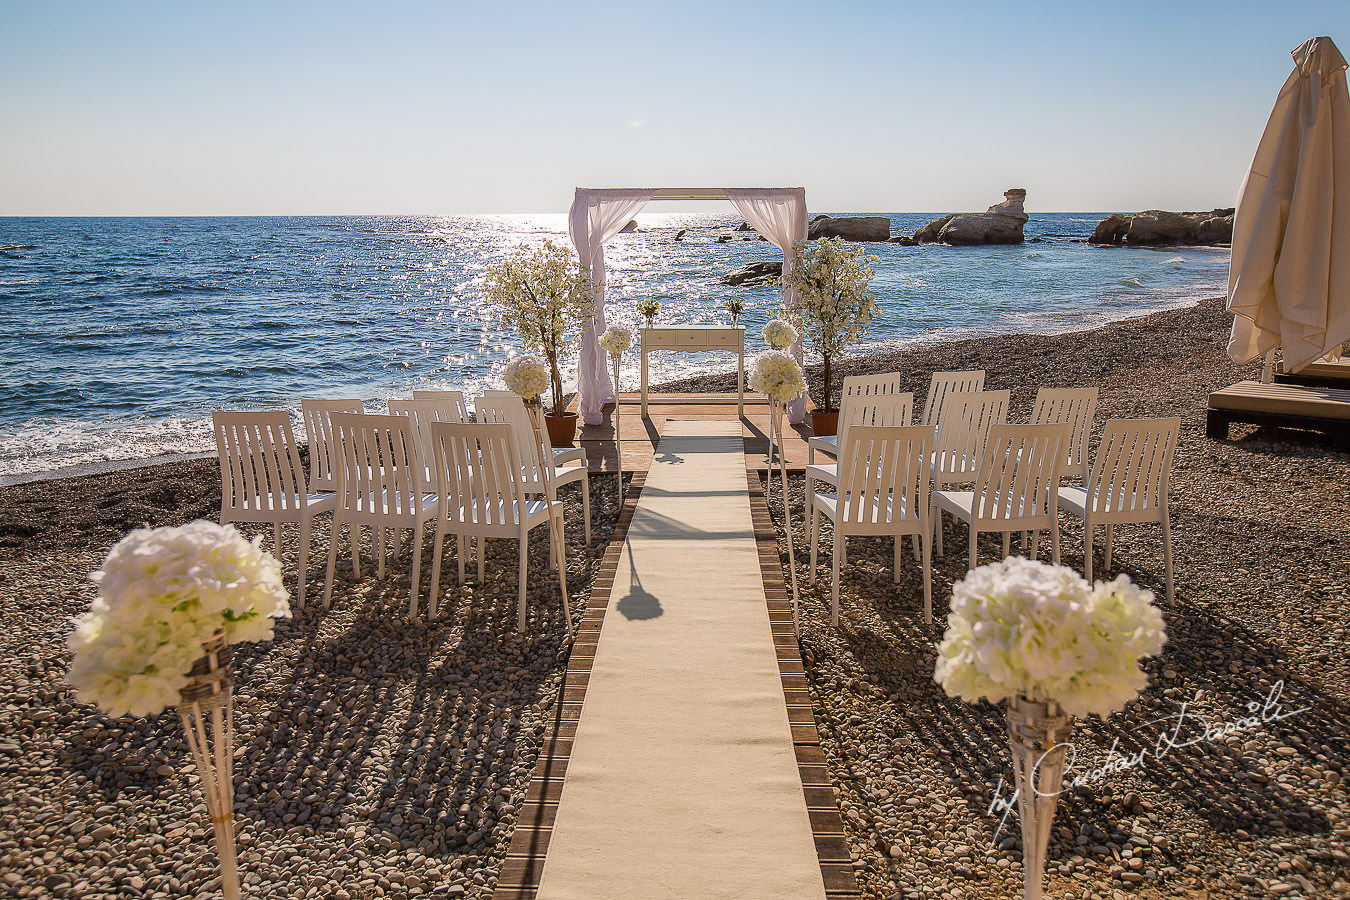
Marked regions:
[545,412,579,447]
[809,410,839,437]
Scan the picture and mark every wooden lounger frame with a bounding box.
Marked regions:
[1207,380,1350,450]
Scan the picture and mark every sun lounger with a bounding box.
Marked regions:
[1273,358,1350,389]
[1206,380,1350,450]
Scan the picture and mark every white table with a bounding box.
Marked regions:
[640,326,745,417]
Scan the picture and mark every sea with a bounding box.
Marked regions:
[0,214,1230,480]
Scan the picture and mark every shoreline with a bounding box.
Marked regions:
[2,295,1221,487]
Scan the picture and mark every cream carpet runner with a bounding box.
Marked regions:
[535,421,826,899]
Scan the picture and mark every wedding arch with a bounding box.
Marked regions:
[568,187,809,425]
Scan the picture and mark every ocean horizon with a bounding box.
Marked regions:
[0,213,1230,478]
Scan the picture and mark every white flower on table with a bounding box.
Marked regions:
[502,354,550,399]
[598,325,632,357]
[67,521,290,717]
[934,557,1167,719]
[762,318,799,350]
[750,350,806,404]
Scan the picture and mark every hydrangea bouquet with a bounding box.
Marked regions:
[935,557,1166,900]
[761,318,798,351]
[598,324,632,357]
[503,354,550,400]
[750,350,805,404]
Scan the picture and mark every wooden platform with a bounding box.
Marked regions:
[1207,380,1350,450]
[565,392,817,474]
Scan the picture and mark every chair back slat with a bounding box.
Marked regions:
[388,398,467,485]
[836,425,933,531]
[213,411,308,522]
[331,413,426,526]
[921,370,986,428]
[971,422,1069,527]
[431,421,528,535]
[934,389,1010,487]
[1088,418,1180,518]
[475,395,546,486]
[840,373,905,402]
[301,399,364,492]
[1030,387,1099,481]
[410,389,468,422]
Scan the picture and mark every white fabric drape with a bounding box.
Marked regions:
[569,189,656,425]
[726,188,810,422]
[1228,36,1350,374]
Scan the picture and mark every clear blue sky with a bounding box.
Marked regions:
[2,0,1347,215]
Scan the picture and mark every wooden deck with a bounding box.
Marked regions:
[565,392,817,474]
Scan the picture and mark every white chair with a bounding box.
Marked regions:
[807,373,912,464]
[301,399,364,492]
[807,425,935,626]
[931,389,1010,554]
[1029,387,1099,483]
[213,411,337,609]
[411,389,468,422]
[427,422,570,633]
[388,398,466,486]
[478,389,587,467]
[476,395,591,545]
[322,413,440,616]
[1058,417,1180,604]
[920,370,986,429]
[931,422,1070,571]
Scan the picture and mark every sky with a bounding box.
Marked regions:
[2,0,1348,216]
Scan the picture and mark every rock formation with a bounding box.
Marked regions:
[808,215,891,242]
[1088,208,1234,246]
[619,219,639,233]
[720,261,782,286]
[915,189,1029,245]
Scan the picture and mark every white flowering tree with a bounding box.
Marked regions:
[485,240,594,417]
[781,237,879,412]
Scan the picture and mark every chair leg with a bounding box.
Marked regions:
[350,524,361,580]
[809,502,819,584]
[921,527,933,626]
[935,508,945,556]
[376,526,386,581]
[912,533,921,562]
[1084,525,1094,583]
[581,476,591,545]
[1002,532,1010,559]
[273,522,283,559]
[297,518,310,610]
[324,518,342,609]
[517,532,528,631]
[831,533,842,627]
[553,511,572,639]
[1104,524,1114,570]
[1051,517,1061,566]
[456,535,465,585]
[390,528,400,565]
[430,525,446,619]
[409,524,424,618]
[968,525,978,572]
[1030,530,1040,560]
[1161,515,1174,605]
[477,535,486,583]
[893,535,901,583]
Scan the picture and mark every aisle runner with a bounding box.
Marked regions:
[535,421,826,899]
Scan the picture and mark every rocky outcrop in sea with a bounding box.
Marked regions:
[1089,208,1234,246]
[720,261,782,286]
[915,189,1029,245]
[808,215,891,242]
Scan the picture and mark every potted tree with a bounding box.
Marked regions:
[781,237,879,436]
[485,239,594,446]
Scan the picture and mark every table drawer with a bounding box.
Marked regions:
[705,331,742,350]
[642,329,680,349]
[677,330,709,348]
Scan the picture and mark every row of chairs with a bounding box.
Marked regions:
[213,390,592,629]
[804,371,1180,626]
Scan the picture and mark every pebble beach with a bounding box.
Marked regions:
[2,297,1348,899]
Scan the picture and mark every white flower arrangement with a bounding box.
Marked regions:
[934,558,1167,719]
[762,318,799,350]
[503,354,550,399]
[750,350,806,404]
[67,521,290,717]
[598,325,632,357]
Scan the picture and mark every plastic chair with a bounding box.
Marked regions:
[807,425,935,626]
[213,411,337,609]
[807,373,912,464]
[1058,417,1180,604]
[931,390,1010,555]
[427,422,570,634]
[931,422,1070,570]
[920,370,986,429]
[478,390,586,467]
[322,413,441,616]
[388,398,466,486]
[410,389,468,422]
[476,395,591,544]
[1029,387,1099,483]
[301,399,364,492]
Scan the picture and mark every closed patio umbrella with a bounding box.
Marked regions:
[1228,36,1350,375]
